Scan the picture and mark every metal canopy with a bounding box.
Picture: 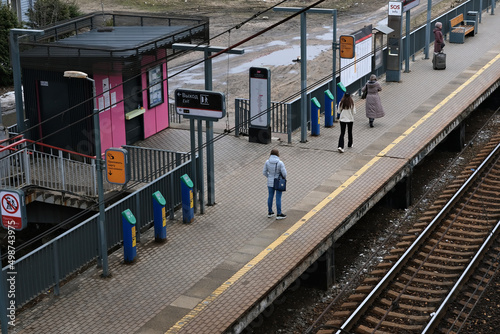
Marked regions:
[373,24,394,35]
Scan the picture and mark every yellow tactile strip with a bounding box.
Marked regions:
[166,52,500,334]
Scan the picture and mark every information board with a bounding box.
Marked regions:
[105,148,130,185]
[249,67,271,128]
[340,25,373,87]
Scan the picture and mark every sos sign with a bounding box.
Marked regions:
[388,1,402,16]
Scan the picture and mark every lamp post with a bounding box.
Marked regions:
[9,29,44,134]
[63,70,109,277]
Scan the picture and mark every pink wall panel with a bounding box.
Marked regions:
[93,73,126,154]
[141,51,169,139]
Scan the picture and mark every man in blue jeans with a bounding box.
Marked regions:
[262,149,287,219]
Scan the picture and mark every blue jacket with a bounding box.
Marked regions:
[263,155,287,187]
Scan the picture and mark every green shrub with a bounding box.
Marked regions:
[27,0,81,28]
[0,4,19,87]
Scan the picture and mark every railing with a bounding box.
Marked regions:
[123,145,190,183]
[235,99,292,143]
[6,157,195,308]
[0,137,101,197]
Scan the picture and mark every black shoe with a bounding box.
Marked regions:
[268,212,275,218]
[276,214,287,220]
[369,121,374,128]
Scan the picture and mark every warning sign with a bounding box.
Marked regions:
[1,189,27,230]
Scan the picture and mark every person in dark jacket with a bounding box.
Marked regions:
[337,93,356,153]
[361,74,385,128]
[433,21,444,53]
[262,149,287,219]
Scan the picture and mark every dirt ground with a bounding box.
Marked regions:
[70,0,391,131]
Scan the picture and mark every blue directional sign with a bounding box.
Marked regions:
[175,89,226,120]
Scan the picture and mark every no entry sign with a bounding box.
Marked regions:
[0,189,27,230]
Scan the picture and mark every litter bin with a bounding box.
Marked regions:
[466,11,478,35]
[122,209,137,263]
[324,90,334,127]
[310,97,321,136]
[336,82,346,119]
[152,191,167,242]
[181,174,194,224]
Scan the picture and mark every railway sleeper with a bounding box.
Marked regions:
[408,228,425,234]
[356,285,376,294]
[386,289,443,303]
[340,301,361,309]
[393,281,449,295]
[402,235,418,241]
[445,316,466,328]
[472,274,491,283]
[467,282,486,291]
[364,316,423,331]
[478,267,497,276]
[437,227,489,238]
[442,221,493,230]
[389,248,407,255]
[380,298,435,312]
[347,293,367,301]
[376,262,394,269]
[399,273,454,286]
[458,299,476,309]
[372,306,430,321]
[452,208,500,217]
[424,254,472,264]
[446,215,497,225]
[405,267,460,278]
[469,197,500,206]
[356,324,393,334]
[423,245,475,257]
[482,259,500,268]
[427,237,483,249]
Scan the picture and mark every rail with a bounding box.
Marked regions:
[335,140,500,334]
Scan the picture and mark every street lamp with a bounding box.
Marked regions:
[63,70,109,277]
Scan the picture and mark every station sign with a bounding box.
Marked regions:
[339,35,355,59]
[1,189,27,230]
[175,89,226,120]
[105,148,130,185]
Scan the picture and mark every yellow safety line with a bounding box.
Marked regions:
[165,52,500,334]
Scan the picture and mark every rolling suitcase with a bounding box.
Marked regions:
[433,52,446,70]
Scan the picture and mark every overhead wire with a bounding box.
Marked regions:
[4,0,393,253]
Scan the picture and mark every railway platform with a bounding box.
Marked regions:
[11,7,500,334]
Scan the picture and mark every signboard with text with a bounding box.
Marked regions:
[249,67,271,128]
[105,148,130,185]
[175,89,226,120]
[1,189,27,230]
[340,25,373,87]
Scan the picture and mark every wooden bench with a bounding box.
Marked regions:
[449,13,476,43]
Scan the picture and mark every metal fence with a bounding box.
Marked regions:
[123,145,190,183]
[6,157,196,308]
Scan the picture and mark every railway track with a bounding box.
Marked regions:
[309,132,500,334]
